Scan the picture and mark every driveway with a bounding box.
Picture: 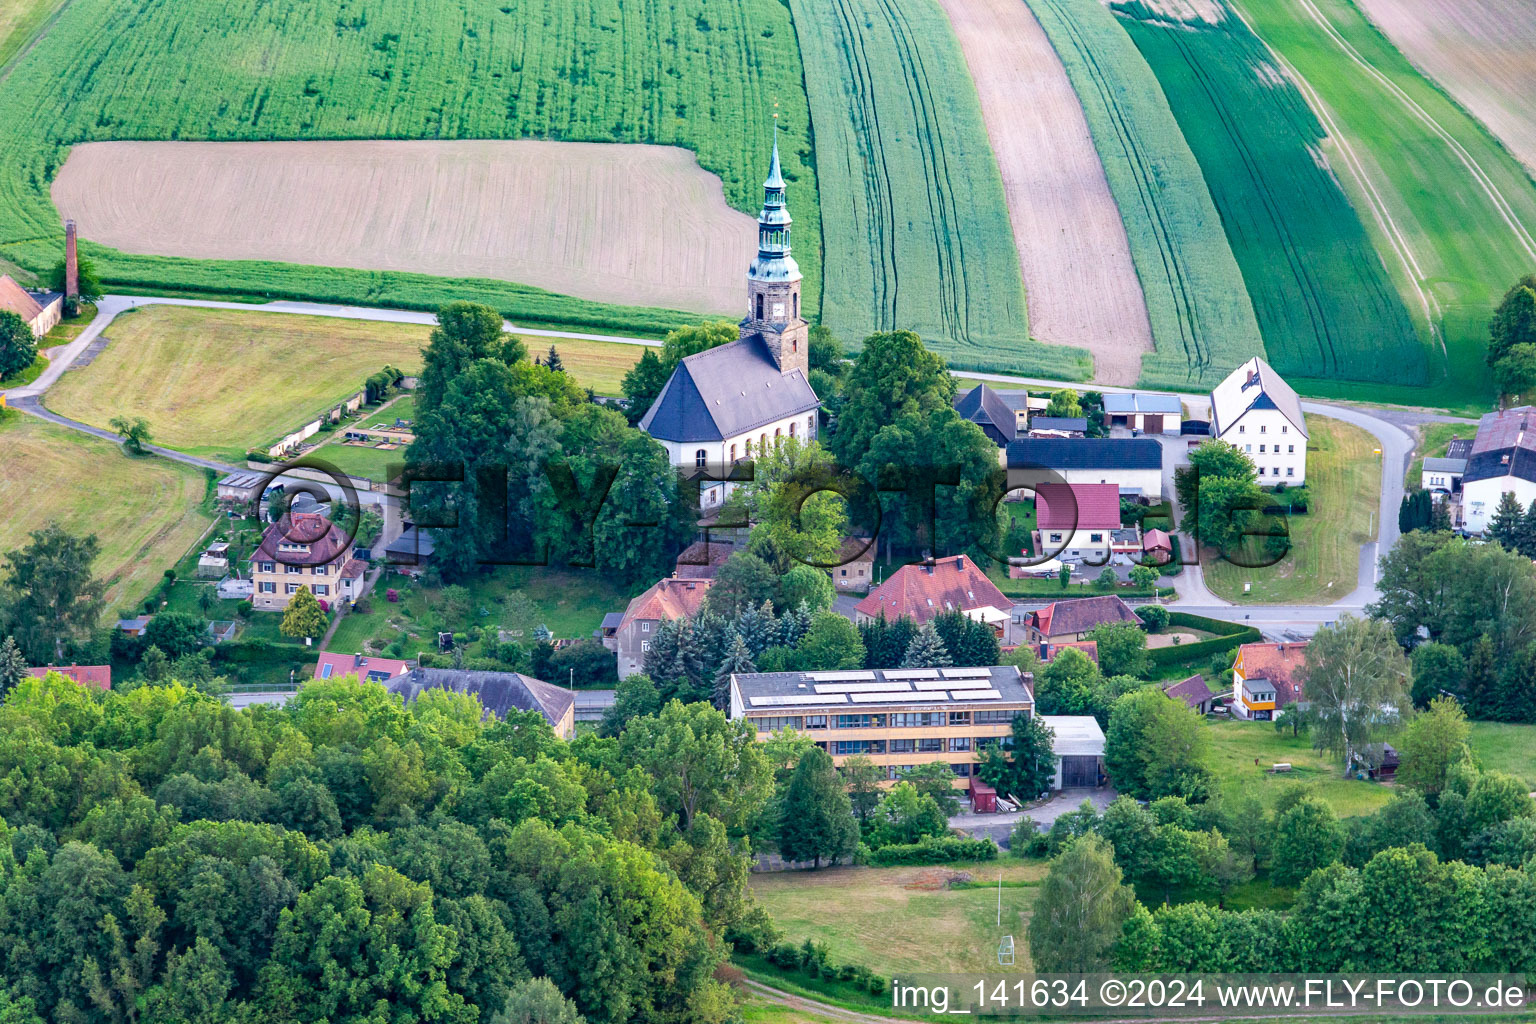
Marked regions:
[954,786,1117,847]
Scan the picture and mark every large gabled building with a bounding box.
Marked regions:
[639,135,820,510]
[1462,406,1536,534]
[1209,358,1308,484]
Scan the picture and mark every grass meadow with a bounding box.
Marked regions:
[787,0,1087,379]
[0,0,819,332]
[1202,718,1392,818]
[0,413,213,616]
[1114,1,1424,391]
[1024,0,1266,391]
[1225,0,1536,409]
[1204,416,1380,604]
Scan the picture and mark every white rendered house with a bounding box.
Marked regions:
[1209,357,1309,485]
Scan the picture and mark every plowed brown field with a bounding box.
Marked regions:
[51,139,757,315]
[935,0,1153,385]
[1353,0,1536,175]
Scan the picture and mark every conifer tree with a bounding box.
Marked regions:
[901,621,952,668]
[280,587,327,643]
[1489,491,1525,551]
[712,634,755,711]
[778,747,858,868]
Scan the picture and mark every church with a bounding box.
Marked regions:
[639,135,821,508]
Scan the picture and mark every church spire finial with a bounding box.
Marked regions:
[765,124,784,191]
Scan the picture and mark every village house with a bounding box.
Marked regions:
[727,665,1035,786]
[1033,482,1124,562]
[313,652,411,683]
[1025,594,1140,643]
[953,383,1018,448]
[25,665,110,689]
[1209,357,1309,484]
[853,555,1011,634]
[640,136,820,509]
[1103,392,1182,435]
[0,274,61,338]
[249,511,362,611]
[389,668,575,739]
[832,536,875,594]
[1422,456,1467,498]
[1163,674,1215,715]
[609,576,715,678]
[1008,438,1164,500]
[1034,640,1099,665]
[1231,641,1310,721]
[1461,408,1536,534]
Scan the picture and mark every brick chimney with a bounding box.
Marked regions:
[64,219,78,309]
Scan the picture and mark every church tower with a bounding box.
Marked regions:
[741,131,809,376]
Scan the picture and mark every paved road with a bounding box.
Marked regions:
[10,394,244,472]
[955,787,1117,846]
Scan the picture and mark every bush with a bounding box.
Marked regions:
[1137,605,1169,632]
[386,589,401,603]
[867,835,998,865]
[1145,613,1261,670]
[236,600,253,617]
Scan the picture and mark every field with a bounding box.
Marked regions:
[1203,718,1393,817]
[1224,0,1536,408]
[785,0,1086,380]
[1205,416,1379,604]
[0,0,819,332]
[0,414,213,614]
[750,861,1045,978]
[1468,722,1536,790]
[1353,0,1536,175]
[52,140,757,316]
[0,0,63,68]
[1024,0,1266,391]
[935,0,1152,385]
[1113,1,1425,391]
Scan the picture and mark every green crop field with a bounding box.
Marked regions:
[1113,1,1424,391]
[1025,0,1266,391]
[0,0,819,333]
[1221,0,1536,409]
[0,0,63,69]
[786,0,1087,379]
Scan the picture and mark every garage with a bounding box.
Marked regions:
[1039,714,1107,790]
[1143,414,1163,435]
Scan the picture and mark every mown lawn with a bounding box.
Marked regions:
[750,861,1046,978]
[1407,420,1474,487]
[1468,722,1536,790]
[1203,718,1392,818]
[0,414,213,617]
[1205,416,1379,604]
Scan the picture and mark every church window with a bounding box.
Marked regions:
[760,432,767,449]
[793,294,798,319]
[789,422,796,437]
[775,428,782,439]
[756,295,763,320]
[808,415,815,435]
[730,443,737,462]
[695,449,707,469]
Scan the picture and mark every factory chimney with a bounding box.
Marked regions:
[64,219,79,314]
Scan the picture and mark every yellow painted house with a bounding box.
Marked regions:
[249,512,365,611]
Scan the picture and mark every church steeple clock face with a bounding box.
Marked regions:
[771,301,785,320]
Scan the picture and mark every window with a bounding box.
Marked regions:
[1258,467,1266,476]
[807,415,815,436]
[260,582,276,594]
[642,621,651,632]
[695,449,707,469]
[1260,425,1267,434]
[729,444,737,462]
[916,738,944,753]
[760,432,767,450]
[755,294,763,319]
[805,716,828,730]
[312,565,326,574]
[793,293,799,319]
[314,585,329,596]
[1245,444,1252,453]
[891,712,945,728]
[889,739,916,754]
[1287,467,1295,477]
[789,421,796,437]
[286,565,302,574]
[259,561,275,574]
[973,710,1016,724]
[1288,445,1295,454]
[321,664,334,679]
[832,740,885,756]
[641,640,650,652]
[286,583,300,594]
[1273,467,1279,477]
[1090,533,1103,543]
[754,716,804,733]
[948,738,971,752]
[774,427,781,439]
[1049,532,1063,543]
[1259,444,1266,453]
[951,763,973,778]
[948,711,970,726]
[834,714,885,729]
[1282,425,1289,433]
[1239,425,1246,434]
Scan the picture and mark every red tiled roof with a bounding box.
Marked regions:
[1035,483,1122,531]
[1039,640,1098,664]
[854,555,1010,623]
[25,665,110,689]
[1236,642,1310,705]
[252,513,353,567]
[1142,528,1172,552]
[0,275,43,321]
[339,558,367,580]
[1163,674,1213,709]
[314,652,410,682]
[1030,595,1140,638]
[621,577,714,625]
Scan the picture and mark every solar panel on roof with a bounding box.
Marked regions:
[948,690,1004,701]
[848,691,927,703]
[806,671,877,682]
[748,694,849,707]
[913,678,991,690]
[881,669,941,680]
[941,667,993,678]
[815,681,914,694]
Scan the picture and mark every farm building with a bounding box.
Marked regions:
[25,665,110,689]
[1231,641,1309,721]
[1026,416,1087,438]
[1033,482,1123,561]
[1421,457,1466,497]
[610,577,715,678]
[1025,595,1140,643]
[1037,715,1105,789]
[0,274,61,338]
[640,137,820,509]
[1461,407,1536,534]
[1103,392,1181,435]
[727,665,1035,786]
[954,383,1018,447]
[1007,437,1163,499]
[853,555,1011,633]
[1210,358,1308,484]
[832,536,875,594]
[389,669,575,739]
[217,471,266,506]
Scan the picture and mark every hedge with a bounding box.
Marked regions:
[212,639,308,664]
[867,835,998,866]
[1146,612,1261,670]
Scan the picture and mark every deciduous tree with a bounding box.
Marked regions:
[1028,833,1136,972]
[0,524,104,663]
[0,311,36,379]
[1301,615,1411,768]
[279,588,327,642]
[778,747,857,867]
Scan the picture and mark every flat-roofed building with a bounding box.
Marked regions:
[728,665,1034,786]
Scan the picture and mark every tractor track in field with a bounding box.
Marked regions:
[1287,0,1536,264]
[1222,0,1445,361]
[1039,0,1210,380]
[1150,16,1342,376]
